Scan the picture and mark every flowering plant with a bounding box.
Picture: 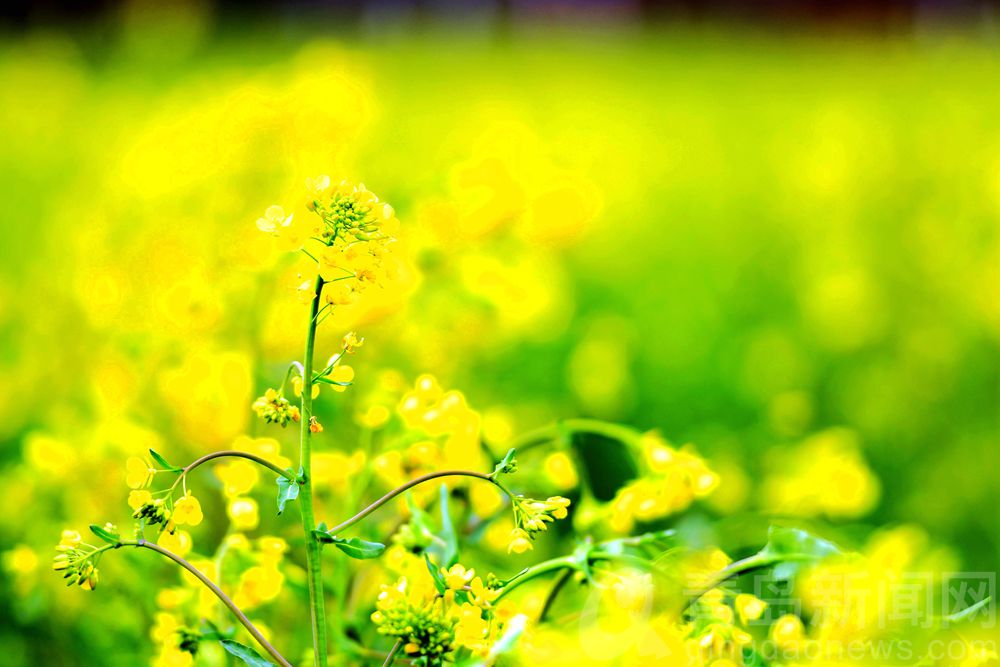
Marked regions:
[57,178,993,667]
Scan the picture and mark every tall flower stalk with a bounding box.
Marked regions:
[299,272,328,665]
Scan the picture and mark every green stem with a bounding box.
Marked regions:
[126,540,292,667]
[495,551,670,602]
[176,450,295,485]
[300,272,329,667]
[381,639,402,666]
[324,470,494,535]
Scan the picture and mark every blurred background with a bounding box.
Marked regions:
[0,0,998,664]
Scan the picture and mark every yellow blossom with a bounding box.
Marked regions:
[735,593,767,625]
[544,451,579,490]
[328,364,354,392]
[770,614,805,648]
[290,374,320,399]
[128,489,153,510]
[442,564,475,590]
[171,492,203,527]
[227,497,259,531]
[508,528,533,554]
[256,204,293,235]
[158,529,192,557]
[214,459,259,498]
[59,530,81,548]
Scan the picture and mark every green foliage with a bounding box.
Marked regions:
[220,639,275,667]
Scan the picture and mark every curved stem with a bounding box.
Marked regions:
[538,569,573,621]
[495,550,671,602]
[300,272,329,667]
[180,450,295,481]
[129,540,292,667]
[495,556,576,602]
[324,470,494,535]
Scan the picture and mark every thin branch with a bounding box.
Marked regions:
[382,639,402,666]
[324,470,494,535]
[131,540,292,667]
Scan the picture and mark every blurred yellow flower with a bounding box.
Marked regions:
[128,489,153,510]
[214,459,259,498]
[227,497,259,531]
[126,456,156,489]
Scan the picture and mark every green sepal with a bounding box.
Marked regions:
[219,639,275,667]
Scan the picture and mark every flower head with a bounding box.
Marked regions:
[256,205,293,234]
[252,388,301,427]
[171,492,203,527]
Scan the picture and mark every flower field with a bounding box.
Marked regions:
[0,10,998,667]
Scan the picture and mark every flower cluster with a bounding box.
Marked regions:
[608,432,718,533]
[507,495,571,554]
[257,177,399,309]
[372,564,512,665]
[251,388,301,427]
[52,530,100,591]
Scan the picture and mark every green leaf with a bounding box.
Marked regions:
[437,484,459,567]
[89,524,119,545]
[759,526,841,561]
[424,553,448,594]
[492,448,517,476]
[311,528,335,544]
[149,448,183,473]
[406,495,437,548]
[275,473,299,515]
[944,596,992,625]
[219,639,275,667]
[329,536,386,559]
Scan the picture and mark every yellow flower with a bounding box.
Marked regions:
[469,484,504,517]
[227,497,259,531]
[507,528,533,554]
[442,564,475,590]
[214,460,259,498]
[257,536,288,567]
[126,456,156,489]
[233,565,284,609]
[544,451,579,490]
[128,490,153,510]
[342,331,364,353]
[735,593,767,625]
[328,365,354,392]
[290,374,321,399]
[3,545,38,576]
[356,403,391,429]
[468,577,500,608]
[172,492,203,527]
[770,614,805,648]
[256,204,293,234]
[158,529,192,557]
[59,530,81,548]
